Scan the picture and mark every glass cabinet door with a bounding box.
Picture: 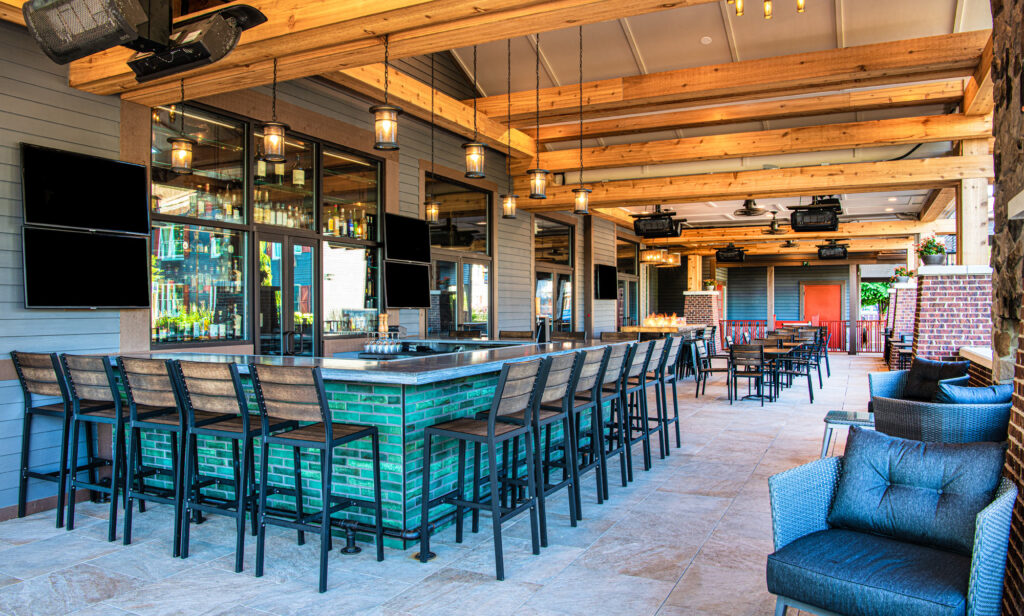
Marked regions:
[429,260,458,336]
[258,235,318,356]
[321,147,379,241]
[291,241,315,356]
[462,261,489,337]
[258,238,285,354]
[322,243,378,336]
[253,136,315,230]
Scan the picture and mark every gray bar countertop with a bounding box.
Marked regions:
[126,339,613,386]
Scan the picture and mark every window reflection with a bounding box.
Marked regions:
[323,243,378,335]
[426,174,489,254]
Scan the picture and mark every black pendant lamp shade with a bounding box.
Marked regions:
[572,25,589,215]
[501,39,517,219]
[261,58,288,162]
[370,34,402,150]
[464,45,486,178]
[168,79,194,174]
[526,32,548,199]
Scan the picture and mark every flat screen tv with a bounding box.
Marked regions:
[21,143,149,235]
[23,226,150,308]
[595,264,618,300]
[384,260,430,309]
[383,213,431,263]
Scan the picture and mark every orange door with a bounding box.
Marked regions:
[802,284,842,324]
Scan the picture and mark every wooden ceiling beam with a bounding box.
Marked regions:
[523,81,965,142]
[0,0,24,26]
[963,33,994,115]
[472,30,990,124]
[512,113,990,174]
[321,65,535,159]
[68,0,718,106]
[644,219,956,246]
[517,155,993,211]
[676,238,914,256]
[918,187,957,222]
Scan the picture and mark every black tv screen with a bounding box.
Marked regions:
[23,226,150,308]
[384,213,431,263]
[595,264,618,300]
[21,143,149,235]
[384,261,430,309]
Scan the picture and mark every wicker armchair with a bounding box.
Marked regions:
[868,370,1011,443]
[769,457,1017,616]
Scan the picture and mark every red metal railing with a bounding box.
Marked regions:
[719,319,886,354]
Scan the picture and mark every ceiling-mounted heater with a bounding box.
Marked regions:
[790,195,842,232]
[715,243,746,263]
[817,239,849,260]
[631,205,685,238]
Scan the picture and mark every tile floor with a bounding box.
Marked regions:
[0,354,882,616]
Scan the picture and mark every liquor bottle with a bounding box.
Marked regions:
[327,207,336,234]
[347,210,354,237]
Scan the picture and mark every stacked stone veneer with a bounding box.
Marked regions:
[911,267,993,363]
[683,291,722,326]
[889,283,918,366]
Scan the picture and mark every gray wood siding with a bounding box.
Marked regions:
[392,52,478,101]
[774,265,851,321]
[0,22,123,508]
[591,217,617,335]
[726,267,769,321]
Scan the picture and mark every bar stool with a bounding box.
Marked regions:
[61,354,127,541]
[597,343,631,491]
[640,338,675,460]
[560,347,610,521]
[654,337,683,452]
[620,340,655,473]
[174,360,292,572]
[419,358,544,580]
[250,364,384,593]
[118,357,186,554]
[11,351,101,528]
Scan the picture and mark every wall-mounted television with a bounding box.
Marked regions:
[595,264,618,300]
[383,213,431,263]
[384,260,430,309]
[23,226,150,309]
[21,143,149,235]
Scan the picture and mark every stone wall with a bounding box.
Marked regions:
[911,268,993,362]
[990,1,1024,612]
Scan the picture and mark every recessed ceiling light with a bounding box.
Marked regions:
[887,197,898,202]
[884,207,894,212]
[700,36,713,45]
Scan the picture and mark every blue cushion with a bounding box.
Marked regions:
[934,382,1012,405]
[827,427,1004,554]
[904,358,970,401]
[767,529,970,616]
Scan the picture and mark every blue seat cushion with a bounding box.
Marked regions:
[767,529,970,616]
[828,427,1004,554]
[934,382,1012,405]
[903,358,969,401]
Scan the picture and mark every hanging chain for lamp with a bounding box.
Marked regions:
[370,33,402,151]
[526,32,548,199]
[262,58,288,162]
[424,52,440,224]
[463,44,486,178]
[168,78,194,174]
[572,25,591,215]
[501,38,517,219]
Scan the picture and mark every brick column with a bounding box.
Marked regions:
[683,291,721,326]
[911,265,993,362]
[889,282,917,366]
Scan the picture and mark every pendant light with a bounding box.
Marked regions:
[796,0,805,12]
[641,248,667,264]
[262,58,288,162]
[168,79,195,174]
[370,34,402,151]
[500,39,518,219]
[571,25,591,215]
[526,32,548,199]
[763,0,772,19]
[734,0,744,16]
[424,53,440,224]
[464,45,486,178]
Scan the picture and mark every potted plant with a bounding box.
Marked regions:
[916,236,946,265]
[892,267,913,283]
[702,279,717,291]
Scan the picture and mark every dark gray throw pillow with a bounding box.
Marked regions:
[903,358,970,401]
[827,427,1005,555]
[934,382,1013,405]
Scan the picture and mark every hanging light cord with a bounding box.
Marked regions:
[271,58,278,122]
[383,34,390,105]
[429,52,435,178]
[535,32,541,164]
[472,45,479,141]
[578,25,584,187]
[506,39,512,195]
[179,79,186,134]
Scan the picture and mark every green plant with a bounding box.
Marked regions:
[916,235,946,256]
[860,282,891,312]
[892,266,913,280]
[702,279,717,287]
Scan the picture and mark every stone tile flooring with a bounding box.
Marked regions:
[0,354,881,616]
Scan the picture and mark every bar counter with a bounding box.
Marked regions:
[121,339,611,548]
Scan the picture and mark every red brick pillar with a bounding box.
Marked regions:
[889,282,918,366]
[683,291,722,326]
[911,266,993,362]
[1007,334,1024,615]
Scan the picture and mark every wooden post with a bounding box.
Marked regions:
[957,139,991,266]
[686,255,702,291]
[766,266,776,331]
[848,264,860,355]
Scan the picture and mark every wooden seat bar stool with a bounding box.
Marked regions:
[653,337,683,453]
[10,351,104,528]
[419,358,544,580]
[597,343,632,493]
[61,354,128,541]
[250,364,384,593]
[118,357,188,554]
[174,360,289,572]
[623,340,658,472]
[563,346,611,519]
